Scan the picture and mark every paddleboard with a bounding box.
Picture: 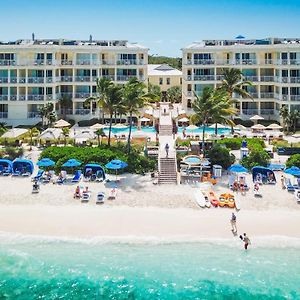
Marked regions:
[194,191,206,208]
[235,196,241,210]
[202,191,211,208]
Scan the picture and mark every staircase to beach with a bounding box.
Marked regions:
[158,103,178,184]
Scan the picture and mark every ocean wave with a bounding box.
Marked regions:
[1,231,300,248]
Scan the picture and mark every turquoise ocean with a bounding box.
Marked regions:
[0,234,300,299]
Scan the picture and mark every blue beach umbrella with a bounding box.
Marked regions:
[62,159,82,168]
[37,158,55,168]
[284,166,300,177]
[228,164,248,173]
[105,159,128,180]
[235,35,245,39]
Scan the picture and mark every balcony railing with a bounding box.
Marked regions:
[10,95,17,101]
[19,77,26,83]
[33,59,53,66]
[193,59,215,65]
[0,95,8,101]
[241,109,259,115]
[0,60,16,66]
[0,77,9,83]
[290,77,300,83]
[61,60,73,65]
[76,59,92,65]
[101,75,115,80]
[260,92,274,98]
[260,76,274,82]
[290,59,300,65]
[193,75,215,81]
[28,77,44,84]
[260,109,275,115]
[28,112,41,118]
[75,93,90,99]
[101,59,115,65]
[216,75,225,81]
[244,76,258,81]
[28,94,45,101]
[18,95,26,101]
[0,112,8,118]
[61,76,73,82]
[75,76,91,82]
[10,77,17,83]
[116,75,138,81]
[75,109,90,115]
[60,92,73,98]
[235,59,257,65]
[290,95,300,101]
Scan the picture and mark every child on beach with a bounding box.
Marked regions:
[240,233,251,250]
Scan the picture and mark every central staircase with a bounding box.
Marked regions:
[157,102,178,184]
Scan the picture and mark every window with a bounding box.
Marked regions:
[187,99,192,108]
[166,78,170,85]
[159,78,163,85]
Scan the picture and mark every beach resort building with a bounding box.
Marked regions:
[147,64,182,92]
[182,37,300,121]
[0,37,148,126]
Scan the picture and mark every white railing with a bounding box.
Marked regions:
[290,95,300,101]
[75,76,91,82]
[75,109,90,115]
[0,95,8,101]
[27,95,45,101]
[244,76,258,81]
[10,95,17,101]
[18,95,26,101]
[28,77,44,83]
[60,76,73,82]
[0,77,9,83]
[241,109,259,115]
[75,93,90,98]
[0,112,8,118]
[193,75,215,81]
[260,109,275,115]
[260,76,274,82]
[260,92,274,98]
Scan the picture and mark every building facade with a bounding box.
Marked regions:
[147,64,182,92]
[182,37,300,120]
[0,38,148,126]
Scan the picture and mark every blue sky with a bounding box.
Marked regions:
[2,0,300,56]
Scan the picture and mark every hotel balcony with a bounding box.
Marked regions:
[116,75,143,81]
[193,75,215,81]
[19,77,26,83]
[28,77,45,84]
[75,59,97,66]
[192,59,215,65]
[241,109,259,115]
[27,112,40,119]
[10,95,17,101]
[274,77,300,83]
[101,75,115,80]
[260,92,274,98]
[0,95,8,101]
[18,95,26,101]
[60,92,73,98]
[260,76,274,82]
[75,93,91,99]
[27,95,45,101]
[117,59,144,65]
[244,76,259,82]
[0,77,9,83]
[101,59,116,65]
[61,60,73,66]
[75,109,90,115]
[0,60,16,66]
[290,95,300,101]
[260,109,275,115]
[75,76,91,82]
[60,76,73,82]
[0,112,8,118]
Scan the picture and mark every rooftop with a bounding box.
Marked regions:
[184,37,300,49]
[148,64,182,76]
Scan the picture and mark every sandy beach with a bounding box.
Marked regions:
[0,173,299,240]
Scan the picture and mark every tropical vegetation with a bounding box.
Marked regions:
[286,154,300,168]
[39,103,56,128]
[207,144,235,169]
[148,55,182,70]
[280,106,300,133]
[241,149,270,170]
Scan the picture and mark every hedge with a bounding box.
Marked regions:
[286,154,300,168]
[217,138,265,151]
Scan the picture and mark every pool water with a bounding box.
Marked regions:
[183,156,202,164]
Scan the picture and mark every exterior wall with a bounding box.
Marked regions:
[148,74,182,92]
[182,40,300,121]
[0,40,148,126]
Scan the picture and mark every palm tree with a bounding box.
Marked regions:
[59,95,73,119]
[95,128,105,146]
[280,105,290,133]
[287,109,300,133]
[101,84,123,146]
[28,127,40,150]
[122,77,152,152]
[85,78,113,123]
[166,86,182,103]
[190,87,215,155]
[148,83,162,102]
[39,103,56,128]
[61,127,70,145]
[220,68,253,133]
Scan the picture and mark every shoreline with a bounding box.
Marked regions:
[0,205,300,242]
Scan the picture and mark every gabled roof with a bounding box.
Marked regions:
[147,64,182,76]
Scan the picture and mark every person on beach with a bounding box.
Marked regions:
[230,213,237,233]
[281,175,285,189]
[74,186,81,198]
[165,143,169,157]
[240,233,251,250]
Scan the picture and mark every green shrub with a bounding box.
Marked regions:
[217,138,265,151]
[207,145,235,169]
[176,139,191,147]
[0,147,24,160]
[40,145,156,174]
[241,149,270,170]
[286,154,300,168]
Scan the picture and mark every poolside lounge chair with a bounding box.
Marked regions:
[95,170,104,182]
[81,191,91,203]
[32,170,44,181]
[71,170,82,183]
[285,179,295,192]
[108,188,117,199]
[57,171,67,184]
[96,192,105,204]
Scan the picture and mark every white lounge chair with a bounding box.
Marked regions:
[96,192,105,204]
[81,191,91,203]
[108,188,117,199]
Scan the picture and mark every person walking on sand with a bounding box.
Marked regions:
[165,143,169,158]
[240,233,251,250]
[230,213,237,233]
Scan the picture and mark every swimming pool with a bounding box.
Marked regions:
[183,156,202,165]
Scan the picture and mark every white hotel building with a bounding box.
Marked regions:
[0,38,148,126]
[182,37,300,121]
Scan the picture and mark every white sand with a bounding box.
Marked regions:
[0,173,299,239]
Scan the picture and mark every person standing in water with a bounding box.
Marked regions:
[230,213,237,233]
[240,233,251,250]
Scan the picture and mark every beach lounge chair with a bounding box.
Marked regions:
[83,168,93,182]
[96,192,105,204]
[32,182,40,194]
[12,168,21,177]
[81,191,91,203]
[285,178,295,192]
[95,170,104,182]
[228,175,235,190]
[71,170,82,183]
[32,170,44,181]
[42,170,54,183]
[3,167,12,176]
[108,188,117,199]
[295,190,300,203]
[57,171,67,184]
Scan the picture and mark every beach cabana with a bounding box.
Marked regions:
[83,163,106,181]
[2,128,28,138]
[252,166,276,183]
[0,159,13,175]
[12,159,34,175]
